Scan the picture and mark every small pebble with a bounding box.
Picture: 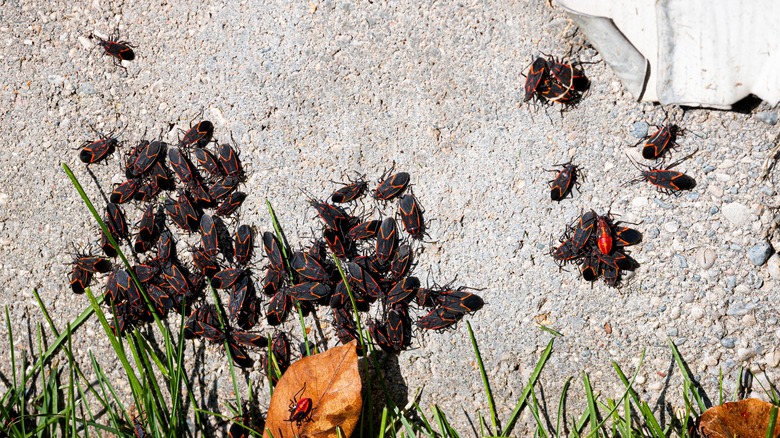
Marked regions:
[768,254,780,278]
[724,276,737,291]
[756,111,779,125]
[667,328,678,337]
[747,242,774,266]
[703,164,716,174]
[630,121,649,138]
[631,196,648,208]
[686,192,700,201]
[664,221,679,233]
[669,307,681,319]
[721,338,736,349]
[722,202,751,226]
[726,302,756,316]
[683,292,695,303]
[709,205,719,215]
[653,198,673,209]
[696,248,717,269]
[646,227,660,239]
[674,254,688,268]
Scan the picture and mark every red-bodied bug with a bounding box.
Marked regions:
[132,416,147,438]
[436,289,484,314]
[69,265,91,294]
[291,251,328,282]
[74,255,112,274]
[398,193,425,239]
[90,32,135,70]
[168,147,196,183]
[194,147,223,176]
[114,269,140,304]
[208,176,240,200]
[287,384,314,426]
[109,179,140,204]
[157,230,175,265]
[642,123,682,160]
[218,143,244,179]
[263,231,286,273]
[216,191,247,217]
[266,290,291,326]
[537,78,581,105]
[323,228,349,258]
[614,226,642,247]
[192,246,220,278]
[106,203,128,238]
[133,233,153,254]
[581,252,601,282]
[416,307,462,331]
[212,268,246,289]
[596,215,613,255]
[234,225,254,265]
[346,219,381,240]
[100,229,118,257]
[179,120,214,149]
[331,179,368,203]
[549,162,579,201]
[571,210,597,250]
[78,130,119,164]
[386,276,420,305]
[626,157,696,194]
[523,57,549,102]
[129,140,165,177]
[123,140,145,179]
[288,282,331,301]
[388,244,413,282]
[199,214,220,258]
[375,217,399,264]
[373,171,410,201]
[262,267,284,296]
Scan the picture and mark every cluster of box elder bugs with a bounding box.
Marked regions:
[552,211,642,287]
[523,54,589,108]
[70,119,484,384]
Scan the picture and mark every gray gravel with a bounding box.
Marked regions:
[1,1,780,435]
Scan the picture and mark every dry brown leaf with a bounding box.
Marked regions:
[264,341,361,438]
[698,398,780,438]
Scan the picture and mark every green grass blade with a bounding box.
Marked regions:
[529,388,548,438]
[501,338,554,436]
[669,339,706,412]
[582,372,599,435]
[467,321,498,432]
[767,405,778,438]
[556,377,572,438]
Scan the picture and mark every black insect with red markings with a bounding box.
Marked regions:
[373,171,410,201]
[375,217,398,264]
[523,57,548,102]
[627,154,696,194]
[398,193,425,239]
[330,177,368,203]
[234,225,254,265]
[79,129,119,164]
[641,123,683,160]
[91,32,135,70]
[548,161,579,201]
[180,120,214,149]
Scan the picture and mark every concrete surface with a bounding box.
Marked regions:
[1,0,779,435]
